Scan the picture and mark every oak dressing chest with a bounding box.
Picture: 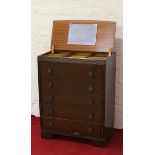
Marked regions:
[38,20,116,147]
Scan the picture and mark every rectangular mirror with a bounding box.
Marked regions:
[67,24,97,45]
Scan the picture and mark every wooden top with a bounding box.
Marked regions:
[51,20,116,53]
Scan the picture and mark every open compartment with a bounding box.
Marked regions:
[46,50,109,60]
[45,20,116,61]
[47,51,71,57]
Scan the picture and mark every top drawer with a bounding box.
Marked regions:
[39,62,105,81]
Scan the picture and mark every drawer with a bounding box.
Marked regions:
[39,62,104,81]
[41,79,103,95]
[41,93,104,109]
[41,104,103,123]
[41,117,103,137]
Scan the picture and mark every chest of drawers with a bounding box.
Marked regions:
[37,20,116,147]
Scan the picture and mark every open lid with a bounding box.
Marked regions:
[51,20,116,53]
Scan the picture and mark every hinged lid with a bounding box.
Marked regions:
[51,20,116,53]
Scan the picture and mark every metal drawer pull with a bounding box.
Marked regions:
[73,132,80,135]
[89,86,94,92]
[48,82,53,88]
[88,128,93,133]
[89,114,94,120]
[88,99,94,105]
[88,71,94,78]
[48,68,53,74]
[49,122,53,127]
[48,96,54,101]
[48,109,54,114]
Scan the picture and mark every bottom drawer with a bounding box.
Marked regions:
[41,117,103,137]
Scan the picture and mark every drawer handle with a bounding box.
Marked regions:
[89,114,94,120]
[88,99,94,105]
[88,128,93,133]
[89,86,94,92]
[49,122,53,127]
[48,82,53,88]
[73,132,80,135]
[48,68,53,74]
[88,71,94,78]
[48,96,54,101]
[48,109,54,114]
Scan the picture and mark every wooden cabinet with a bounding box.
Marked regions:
[37,20,116,147]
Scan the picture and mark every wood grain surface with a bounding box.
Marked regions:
[51,20,116,52]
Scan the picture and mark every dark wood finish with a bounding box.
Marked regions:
[37,20,116,147]
[38,54,116,146]
[40,62,104,81]
[104,53,116,138]
[41,104,103,123]
[41,117,103,137]
[40,79,103,95]
[41,93,103,109]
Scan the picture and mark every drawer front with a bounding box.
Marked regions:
[41,93,103,109]
[41,117,103,137]
[41,79,103,95]
[41,105,102,123]
[39,62,104,81]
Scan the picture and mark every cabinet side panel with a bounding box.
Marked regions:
[37,57,43,129]
[104,53,116,137]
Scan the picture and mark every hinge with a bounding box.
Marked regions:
[107,48,113,57]
[51,45,55,54]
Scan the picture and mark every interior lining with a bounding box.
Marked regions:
[47,51,109,60]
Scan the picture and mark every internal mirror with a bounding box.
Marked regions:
[67,24,97,45]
